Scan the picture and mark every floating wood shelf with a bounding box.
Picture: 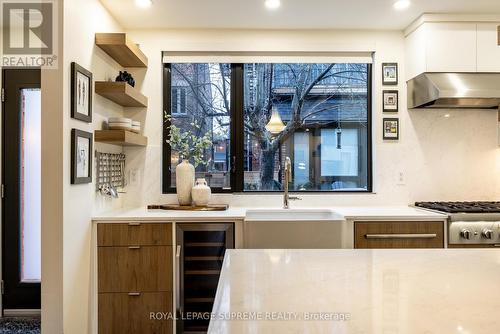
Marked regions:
[95,81,148,108]
[95,130,147,147]
[95,33,148,67]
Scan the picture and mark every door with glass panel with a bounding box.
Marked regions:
[2,69,41,310]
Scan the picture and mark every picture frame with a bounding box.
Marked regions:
[383,118,399,140]
[383,90,399,112]
[382,63,398,85]
[71,129,93,184]
[71,62,93,122]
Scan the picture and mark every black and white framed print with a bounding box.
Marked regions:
[382,63,398,85]
[71,62,93,122]
[383,118,399,140]
[71,129,93,184]
[383,90,399,112]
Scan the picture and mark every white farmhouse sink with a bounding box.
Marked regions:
[245,208,343,221]
[244,209,347,249]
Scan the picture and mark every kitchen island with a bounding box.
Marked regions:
[208,249,500,333]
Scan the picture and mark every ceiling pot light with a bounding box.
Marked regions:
[265,0,281,10]
[393,0,410,10]
[135,0,152,9]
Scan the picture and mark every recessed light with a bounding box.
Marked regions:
[393,0,410,10]
[265,0,281,10]
[135,0,152,9]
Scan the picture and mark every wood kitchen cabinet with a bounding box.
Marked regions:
[97,223,173,334]
[354,221,444,249]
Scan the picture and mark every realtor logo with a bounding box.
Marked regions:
[1,0,57,68]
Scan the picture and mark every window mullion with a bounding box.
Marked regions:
[231,63,244,192]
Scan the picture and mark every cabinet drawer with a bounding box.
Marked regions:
[98,292,172,334]
[97,223,172,246]
[354,221,444,249]
[98,246,172,293]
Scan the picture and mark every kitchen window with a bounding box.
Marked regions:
[163,62,372,193]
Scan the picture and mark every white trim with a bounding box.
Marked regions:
[163,51,374,64]
[405,13,500,36]
[3,309,41,317]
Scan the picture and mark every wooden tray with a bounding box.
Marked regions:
[147,204,229,211]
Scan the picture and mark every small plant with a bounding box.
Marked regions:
[165,113,212,167]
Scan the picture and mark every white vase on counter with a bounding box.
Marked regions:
[176,160,195,206]
[192,178,211,207]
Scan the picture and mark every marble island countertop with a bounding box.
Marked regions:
[209,249,500,334]
[92,206,446,221]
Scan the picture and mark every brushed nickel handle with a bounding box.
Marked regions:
[494,244,500,247]
[365,233,437,239]
[128,222,141,226]
[128,292,141,296]
[128,246,141,249]
[175,244,181,314]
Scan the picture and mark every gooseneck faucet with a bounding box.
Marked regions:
[283,157,301,209]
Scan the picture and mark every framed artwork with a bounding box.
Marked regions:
[383,118,399,140]
[71,62,93,122]
[382,63,398,85]
[71,129,93,184]
[383,90,399,112]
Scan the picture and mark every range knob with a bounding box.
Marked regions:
[482,229,494,239]
[460,229,472,240]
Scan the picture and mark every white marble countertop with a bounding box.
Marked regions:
[209,249,500,334]
[92,206,446,222]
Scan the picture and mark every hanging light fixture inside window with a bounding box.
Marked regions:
[265,106,286,135]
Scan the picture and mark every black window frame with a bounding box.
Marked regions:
[163,62,373,194]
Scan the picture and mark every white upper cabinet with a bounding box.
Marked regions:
[476,23,500,72]
[406,21,500,79]
[405,22,477,80]
[425,23,477,73]
[405,22,500,80]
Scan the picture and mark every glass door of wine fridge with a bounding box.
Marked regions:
[176,223,234,333]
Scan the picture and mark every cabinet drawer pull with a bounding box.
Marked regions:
[128,292,141,296]
[176,245,181,257]
[128,246,141,249]
[128,222,141,226]
[365,233,437,239]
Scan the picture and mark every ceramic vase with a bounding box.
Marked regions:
[192,178,211,207]
[176,160,195,206]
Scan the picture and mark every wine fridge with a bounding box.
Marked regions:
[175,223,234,333]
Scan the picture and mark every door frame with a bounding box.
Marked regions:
[1,68,42,313]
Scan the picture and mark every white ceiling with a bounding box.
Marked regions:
[99,0,500,30]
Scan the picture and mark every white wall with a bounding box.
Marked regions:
[62,0,124,332]
[123,29,500,208]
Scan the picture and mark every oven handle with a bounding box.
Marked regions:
[365,233,437,239]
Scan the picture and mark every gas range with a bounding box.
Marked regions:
[415,202,500,246]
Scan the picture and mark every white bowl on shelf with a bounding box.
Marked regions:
[108,117,131,124]
[108,122,132,130]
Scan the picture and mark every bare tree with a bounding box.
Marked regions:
[171,63,368,190]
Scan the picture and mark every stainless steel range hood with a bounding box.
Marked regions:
[407,73,500,109]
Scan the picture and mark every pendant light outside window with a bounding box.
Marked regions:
[265,107,286,135]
